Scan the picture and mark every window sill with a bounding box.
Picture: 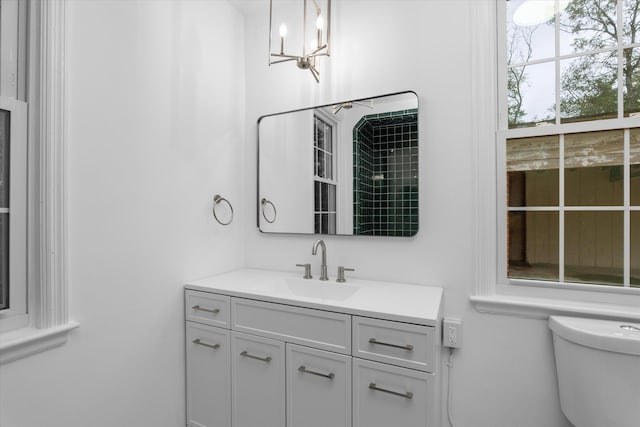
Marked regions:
[470,294,640,322]
[0,321,79,365]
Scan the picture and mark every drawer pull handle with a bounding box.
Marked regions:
[368,338,414,351]
[298,365,335,380]
[240,351,272,363]
[369,383,413,399]
[193,339,220,350]
[192,305,220,315]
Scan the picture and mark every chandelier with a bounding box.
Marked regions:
[268,0,332,83]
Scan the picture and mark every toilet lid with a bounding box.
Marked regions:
[549,316,640,356]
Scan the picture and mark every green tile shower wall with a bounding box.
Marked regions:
[353,109,418,236]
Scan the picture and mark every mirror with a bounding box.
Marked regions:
[258,91,418,236]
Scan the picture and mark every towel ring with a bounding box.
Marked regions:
[261,198,277,224]
[212,195,233,226]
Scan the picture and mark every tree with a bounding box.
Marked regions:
[507,24,537,126]
[560,0,640,119]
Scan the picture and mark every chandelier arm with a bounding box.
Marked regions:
[309,65,320,83]
[271,53,300,59]
[306,44,327,56]
[270,57,298,65]
[311,0,321,14]
[306,52,329,60]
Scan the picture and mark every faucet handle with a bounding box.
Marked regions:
[337,266,355,283]
[296,264,313,279]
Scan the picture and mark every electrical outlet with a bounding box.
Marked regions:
[443,318,462,349]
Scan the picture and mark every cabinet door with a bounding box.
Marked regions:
[286,343,352,427]
[231,331,285,427]
[186,322,231,427]
[353,358,431,427]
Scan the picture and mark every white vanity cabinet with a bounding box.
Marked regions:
[185,270,442,427]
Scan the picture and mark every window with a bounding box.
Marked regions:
[314,114,337,234]
[0,97,27,316]
[0,108,8,310]
[500,0,640,290]
[0,0,77,364]
[0,0,29,328]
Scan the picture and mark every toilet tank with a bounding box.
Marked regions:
[549,316,640,427]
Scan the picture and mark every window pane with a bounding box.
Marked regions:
[315,119,325,151]
[507,135,559,206]
[623,0,640,46]
[632,212,640,287]
[328,213,336,235]
[633,164,640,205]
[325,152,333,180]
[0,109,9,208]
[316,148,325,178]
[508,211,559,281]
[321,182,328,211]
[632,128,640,206]
[507,1,555,62]
[561,52,618,123]
[565,130,624,206]
[328,184,336,212]
[561,0,617,56]
[325,122,332,153]
[0,214,7,310]
[314,181,320,212]
[623,47,640,117]
[508,61,555,128]
[565,211,623,286]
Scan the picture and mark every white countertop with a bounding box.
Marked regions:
[186,268,443,326]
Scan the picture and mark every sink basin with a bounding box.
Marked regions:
[250,277,360,301]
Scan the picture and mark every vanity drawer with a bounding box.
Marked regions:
[231,298,351,354]
[353,317,434,372]
[185,290,230,328]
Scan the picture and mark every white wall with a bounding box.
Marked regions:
[0,1,245,426]
[0,1,576,427]
[243,1,571,426]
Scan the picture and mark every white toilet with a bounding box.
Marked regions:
[549,316,640,427]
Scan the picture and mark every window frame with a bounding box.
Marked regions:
[0,0,78,365]
[470,0,640,320]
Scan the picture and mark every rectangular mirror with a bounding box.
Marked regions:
[258,91,418,236]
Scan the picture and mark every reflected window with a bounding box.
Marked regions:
[314,115,336,234]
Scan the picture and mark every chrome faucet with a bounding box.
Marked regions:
[312,239,328,281]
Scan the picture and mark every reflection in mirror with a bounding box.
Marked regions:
[258,91,418,236]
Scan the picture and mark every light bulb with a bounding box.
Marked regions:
[513,0,570,27]
[316,15,324,30]
[278,23,287,54]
